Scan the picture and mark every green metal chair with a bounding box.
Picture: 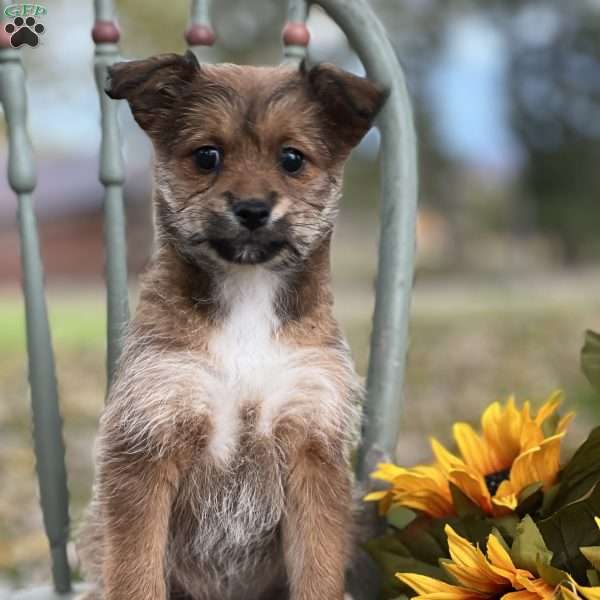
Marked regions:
[0,0,417,596]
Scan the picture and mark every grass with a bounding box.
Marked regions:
[0,291,107,354]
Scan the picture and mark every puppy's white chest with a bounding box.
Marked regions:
[209,268,283,388]
[202,268,346,465]
[204,269,288,459]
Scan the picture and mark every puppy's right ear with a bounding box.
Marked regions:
[305,63,387,153]
[106,51,200,132]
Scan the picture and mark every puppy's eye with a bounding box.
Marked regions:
[280,147,304,174]
[193,146,222,172]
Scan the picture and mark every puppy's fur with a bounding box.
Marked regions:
[78,52,385,600]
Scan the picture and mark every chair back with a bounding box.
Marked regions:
[0,0,418,592]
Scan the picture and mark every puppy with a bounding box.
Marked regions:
[78,51,385,600]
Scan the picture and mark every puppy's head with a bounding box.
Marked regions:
[107,52,385,270]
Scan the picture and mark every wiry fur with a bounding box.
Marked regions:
[78,54,385,600]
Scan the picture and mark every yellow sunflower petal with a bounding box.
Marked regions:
[505,396,524,439]
[487,533,535,587]
[370,463,407,482]
[534,391,563,426]
[492,480,519,513]
[443,562,505,594]
[453,423,498,475]
[390,466,451,493]
[577,587,600,600]
[569,577,600,600]
[396,491,455,518]
[533,435,563,485]
[516,576,555,600]
[397,592,484,600]
[481,398,523,469]
[364,490,388,502]
[560,585,581,600]
[507,449,539,493]
[481,401,503,431]
[442,525,509,592]
[502,591,543,600]
[557,412,575,435]
[448,468,494,514]
[397,572,484,600]
[595,517,600,530]
[508,433,563,494]
[486,534,517,574]
[431,437,466,473]
[520,402,544,450]
[369,462,455,518]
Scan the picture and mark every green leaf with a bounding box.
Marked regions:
[364,532,449,600]
[449,482,486,518]
[393,556,448,580]
[540,484,561,517]
[387,506,417,530]
[538,562,569,587]
[397,523,448,565]
[446,515,497,547]
[491,514,519,541]
[581,546,600,571]
[490,527,511,552]
[582,330,600,391]
[587,570,600,586]
[551,426,600,510]
[375,550,411,599]
[538,483,600,582]
[516,482,544,517]
[365,532,411,559]
[511,515,553,575]
[364,534,411,600]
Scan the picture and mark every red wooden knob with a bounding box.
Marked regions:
[0,25,12,48]
[185,24,215,47]
[282,21,310,47]
[92,20,120,44]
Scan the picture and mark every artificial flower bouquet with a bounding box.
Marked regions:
[364,330,600,600]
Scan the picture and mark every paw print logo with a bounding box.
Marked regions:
[4,16,45,48]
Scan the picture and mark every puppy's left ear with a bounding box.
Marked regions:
[106,51,200,133]
[306,63,387,151]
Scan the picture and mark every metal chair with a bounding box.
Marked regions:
[0,0,417,596]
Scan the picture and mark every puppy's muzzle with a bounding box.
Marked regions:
[232,200,271,231]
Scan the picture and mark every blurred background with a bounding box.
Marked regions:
[1,0,600,590]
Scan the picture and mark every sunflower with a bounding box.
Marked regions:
[366,392,573,517]
[365,463,455,518]
[397,524,556,600]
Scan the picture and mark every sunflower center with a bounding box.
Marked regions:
[484,468,510,495]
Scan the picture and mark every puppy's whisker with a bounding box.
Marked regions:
[188,233,209,245]
[287,215,332,226]
[179,187,212,210]
[295,197,327,210]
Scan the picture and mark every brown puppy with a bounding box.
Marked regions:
[78,51,385,600]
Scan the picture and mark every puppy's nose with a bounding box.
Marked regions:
[232,200,271,231]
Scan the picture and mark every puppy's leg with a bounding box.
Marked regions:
[99,454,179,600]
[283,441,351,600]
